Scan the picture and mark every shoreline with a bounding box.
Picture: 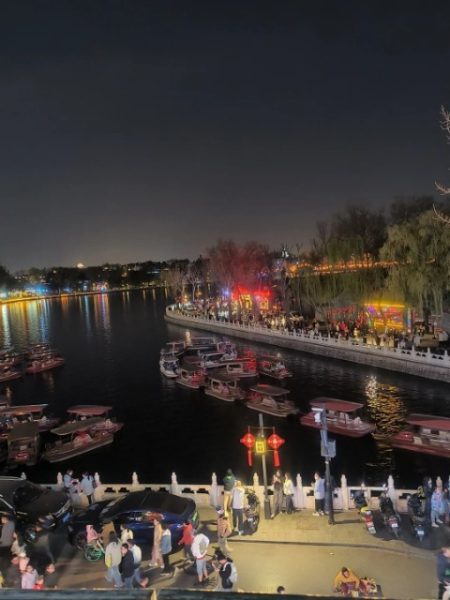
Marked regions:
[0,284,167,306]
[165,306,450,383]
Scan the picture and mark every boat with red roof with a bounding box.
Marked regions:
[300,397,375,437]
[66,405,123,434]
[389,414,450,458]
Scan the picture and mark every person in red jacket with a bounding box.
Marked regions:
[178,520,194,563]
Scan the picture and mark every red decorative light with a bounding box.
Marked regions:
[240,432,256,466]
[267,433,285,467]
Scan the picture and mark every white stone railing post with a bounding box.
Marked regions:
[94,472,103,501]
[131,472,139,488]
[20,472,27,480]
[209,472,219,508]
[294,474,304,509]
[56,473,63,489]
[170,472,181,496]
[387,475,396,510]
[341,475,349,510]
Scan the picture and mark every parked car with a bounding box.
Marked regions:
[0,476,72,531]
[68,490,199,547]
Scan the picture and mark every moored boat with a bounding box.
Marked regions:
[176,364,206,389]
[0,404,59,438]
[216,341,238,360]
[300,398,375,437]
[258,356,292,380]
[388,414,450,458]
[198,351,226,369]
[66,405,123,434]
[7,422,40,466]
[204,373,245,402]
[246,384,298,418]
[0,367,22,383]
[159,355,181,378]
[219,358,257,378]
[185,336,217,350]
[161,341,186,357]
[26,355,65,374]
[42,418,114,463]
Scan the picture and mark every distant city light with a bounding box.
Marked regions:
[76,262,85,269]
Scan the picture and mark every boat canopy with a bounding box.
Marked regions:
[180,362,205,373]
[208,373,239,383]
[51,417,105,436]
[68,405,112,417]
[310,398,364,412]
[0,404,48,417]
[8,422,39,441]
[406,414,450,431]
[249,384,289,397]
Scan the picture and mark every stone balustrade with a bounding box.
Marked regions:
[42,471,436,514]
[165,305,450,383]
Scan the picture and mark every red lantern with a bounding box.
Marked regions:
[267,432,285,467]
[240,432,256,466]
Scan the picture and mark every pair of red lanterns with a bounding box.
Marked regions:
[240,429,285,467]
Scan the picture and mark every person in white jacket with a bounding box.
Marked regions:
[283,473,294,514]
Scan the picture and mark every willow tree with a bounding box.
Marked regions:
[380,210,450,317]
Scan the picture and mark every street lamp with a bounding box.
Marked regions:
[313,407,336,525]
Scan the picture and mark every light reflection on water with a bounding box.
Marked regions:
[0,291,449,487]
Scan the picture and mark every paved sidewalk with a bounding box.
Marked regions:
[53,505,447,598]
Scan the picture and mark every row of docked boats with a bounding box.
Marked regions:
[1,404,123,467]
[0,344,65,382]
[161,336,450,459]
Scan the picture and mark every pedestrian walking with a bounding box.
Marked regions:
[216,509,232,556]
[128,539,148,587]
[272,470,283,518]
[63,469,78,494]
[436,547,450,599]
[0,515,15,549]
[105,532,123,588]
[119,523,134,544]
[231,480,245,534]
[223,469,235,512]
[21,564,38,589]
[80,472,95,505]
[160,523,173,575]
[313,472,325,516]
[213,550,237,592]
[4,556,21,589]
[283,473,294,515]
[191,531,210,586]
[119,543,134,590]
[44,563,58,589]
[432,488,445,527]
[149,516,162,567]
[178,520,194,562]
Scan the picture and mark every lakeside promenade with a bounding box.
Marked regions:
[165,306,450,383]
[51,504,439,598]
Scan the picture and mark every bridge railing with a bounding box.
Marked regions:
[39,471,440,514]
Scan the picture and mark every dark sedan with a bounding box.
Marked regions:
[0,476,72,530]
[68,490,199,547]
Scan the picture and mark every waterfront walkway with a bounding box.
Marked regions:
[54,506,442,599]
[165,306,450,383]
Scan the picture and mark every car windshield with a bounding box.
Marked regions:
[99,497,123,518]
[13,482,42,507]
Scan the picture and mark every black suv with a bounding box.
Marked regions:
[68,490,199,547]
[0,477,72,531]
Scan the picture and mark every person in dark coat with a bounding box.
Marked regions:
[119,543,135,589]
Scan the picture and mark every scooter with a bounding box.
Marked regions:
[379,494,401,538]
[353,490,376,535]
[407,493,427,543]
[243,488,260,534]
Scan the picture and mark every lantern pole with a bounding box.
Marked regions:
[259,413,272,520]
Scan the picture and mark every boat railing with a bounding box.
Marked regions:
[166,306,450,373]
[41,470,429,515]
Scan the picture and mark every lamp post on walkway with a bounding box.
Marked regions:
[313,407,335,525]
[257,413,272,520]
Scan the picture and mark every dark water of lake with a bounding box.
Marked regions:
[0,290,449,488]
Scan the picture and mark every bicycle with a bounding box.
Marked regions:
[84,538,105,562]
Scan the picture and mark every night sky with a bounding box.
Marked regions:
[2,1,450,270]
